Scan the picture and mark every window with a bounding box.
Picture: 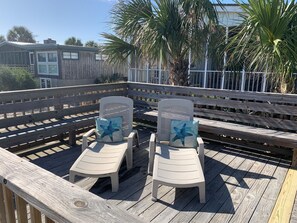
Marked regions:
[29,52,34,65]
[95,53,101,61]
[37,51,58,76]
[63,52,79,60]
[40,78,52,88]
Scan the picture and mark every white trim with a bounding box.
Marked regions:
[40,78,52,88]
[29,52,34,65]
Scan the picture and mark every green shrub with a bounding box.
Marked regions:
[0,66,37,91]
[94,73,126,84]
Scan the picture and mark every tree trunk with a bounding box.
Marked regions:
[169,59,189,86]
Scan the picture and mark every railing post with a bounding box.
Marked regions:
[159,52,162,84]
[203,40,209,88]
[3,186,16,223]
[127,55,131,82]
[241,67,246,92]
[262,69,267,92]
[146,63,149,83]
[0,184,7,223]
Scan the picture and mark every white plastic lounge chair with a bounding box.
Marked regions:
[148,99,205,203]
[69,96,139,192]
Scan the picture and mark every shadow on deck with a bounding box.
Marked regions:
[21,125,291,223]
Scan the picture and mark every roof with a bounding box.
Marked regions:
[0,41,98,52]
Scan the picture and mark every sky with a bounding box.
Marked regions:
[0,0,238,45]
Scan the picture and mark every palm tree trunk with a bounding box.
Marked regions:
[169,59,189,86]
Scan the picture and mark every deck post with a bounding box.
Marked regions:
[292,149,297,168]
[69,130,76,146]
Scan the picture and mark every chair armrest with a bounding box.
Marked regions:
[148,133,157,175]
[82,129,97,152]
[127,130,139,150]
[197,136,204,171]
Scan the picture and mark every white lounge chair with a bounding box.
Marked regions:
[148,99,205,203]
[69,96,139,192]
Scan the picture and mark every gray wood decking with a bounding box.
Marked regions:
[22,125,292,223]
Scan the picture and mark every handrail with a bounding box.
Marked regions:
[0,148,142,223]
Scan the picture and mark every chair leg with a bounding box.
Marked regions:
[199,183,206,203]
[151,180,158,201]
[111,173,119,192]
[126,150,133,170]
[69,172,75,183]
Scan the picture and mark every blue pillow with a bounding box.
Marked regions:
[169,120,199,148]
[95,117,123,142]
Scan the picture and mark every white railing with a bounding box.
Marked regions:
[128,68,297,93]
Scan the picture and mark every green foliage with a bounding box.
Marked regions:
[85,40,99,48]
[7,26,35,43]
[0,35,5,42]
[65,37,83,46]
[101,0,219,86]
[227,0,297,93]
[94,73,126,84]
[0,66,37,91]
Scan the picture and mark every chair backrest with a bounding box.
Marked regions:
[99,96,133,137]
[157,99,194,141]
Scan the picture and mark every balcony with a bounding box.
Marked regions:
[0,82,296,223]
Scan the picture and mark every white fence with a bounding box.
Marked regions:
[129,68,297,93]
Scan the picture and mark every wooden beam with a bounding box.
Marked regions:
[0,148,142,223]
[269,168,297,223]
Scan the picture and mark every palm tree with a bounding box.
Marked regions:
[102,0,219,86]
[65,37,83,46]
[7,26,35,43]
[227,0,297,93]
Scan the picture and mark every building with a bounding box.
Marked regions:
[0,39,126,88]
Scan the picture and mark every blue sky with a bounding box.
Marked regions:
[0,0,237,45]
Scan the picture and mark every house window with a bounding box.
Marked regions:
[29,52,34,65]
[63,52,79,60]
[95,53,101,61]
[37,51,58,76]
[40,78,52,88]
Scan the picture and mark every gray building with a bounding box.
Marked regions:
[0,39,111,88]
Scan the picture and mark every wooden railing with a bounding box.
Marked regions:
[0,148,142,223]
[0,82,127,152]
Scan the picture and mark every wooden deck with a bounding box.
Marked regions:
[20,125,294,223]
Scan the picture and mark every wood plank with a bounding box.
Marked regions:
[0,148,142,223]
[129,89,297,116]
[268,168,297,223]
[3,185,16,223]
[0,184,7,223]
[190,151,267,223]
[15,195,28,223]
[249,160,290,223]
[128,82,297,104]
[30,206,42,223]
[290,194,297,223]
[227,158,279,223]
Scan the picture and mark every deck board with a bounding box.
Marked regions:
[22,125,291,223]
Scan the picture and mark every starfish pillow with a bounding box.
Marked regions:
[96,116,123,142]
[169,120,199,148]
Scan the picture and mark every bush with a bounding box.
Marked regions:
[94,73,126,84]
[0,66,37,91]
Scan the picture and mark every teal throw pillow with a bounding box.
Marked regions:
[96,116,123,142]
[169,120,198,148]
